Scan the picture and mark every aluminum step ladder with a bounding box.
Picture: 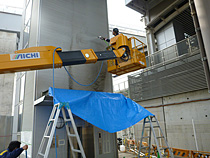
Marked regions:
[36,103,86,158]
[138,115,174,158]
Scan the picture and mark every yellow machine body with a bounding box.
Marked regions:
[0,46,63,74]
[0,34,146,76]
[107,34,147,76]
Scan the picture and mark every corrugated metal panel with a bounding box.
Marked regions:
[128,53,207,101]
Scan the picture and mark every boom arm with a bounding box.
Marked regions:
[0,46,126,74]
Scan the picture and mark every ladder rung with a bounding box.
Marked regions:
[160,147,169,150]
[153,125,160,128]
[144,126,151,128]
[65,119,71,122]
[140,146,149,149]
[44,136,50,138]
[145,120,157,123]
[156,136,164,139]
[142,136,150,139]
[68,134,76,137]
[72,149,82,153]
[38,153,45,157]
[49,119,55,122]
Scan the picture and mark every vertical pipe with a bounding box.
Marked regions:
[162,97,168,142]
[192,119,199,151]
[193,0,210,67]
[146,28,156,55]
[189,0,210,93]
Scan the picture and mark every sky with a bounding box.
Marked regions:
[0,0,24,8]
[0,0,145,31]
[107,0,145,31]
[0,0,144,86]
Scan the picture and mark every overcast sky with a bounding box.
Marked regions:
[107,0,145,31]
[0,0,24,8]
[0,0,145,31]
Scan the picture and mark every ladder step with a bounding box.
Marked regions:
[145,121,156,123]
[49,119,55,122]
[68,134,76,137]
[153,125,160,128]
[140,146,149,149]
[156,136,164,139]
[65,119,71,122]
[160,147,169,150]
[38,152,45,157]
[144,126,151,128]
[142,136,150,139]
[72,149,82,153]
[44,136,50,139]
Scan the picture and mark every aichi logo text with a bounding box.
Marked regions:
[10,52,40,61]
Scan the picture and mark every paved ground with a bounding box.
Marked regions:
[118,152,138,158]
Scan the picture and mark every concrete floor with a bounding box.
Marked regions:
[118,152,138,158]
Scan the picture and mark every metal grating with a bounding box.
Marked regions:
[128,52,207,101]
[174,8,196,37]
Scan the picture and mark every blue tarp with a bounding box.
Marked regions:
[49,87,153,133]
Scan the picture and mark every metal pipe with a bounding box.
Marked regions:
[192,119,199,151]
[189,0,210,93]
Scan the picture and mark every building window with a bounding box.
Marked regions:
[15,72,26,132]
[23,0,32,49]
[19,74,25,102]
[18,103,23,132]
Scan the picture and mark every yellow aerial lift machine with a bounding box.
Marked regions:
[0,34,146,75]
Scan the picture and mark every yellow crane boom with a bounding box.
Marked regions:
[0,34,146,75]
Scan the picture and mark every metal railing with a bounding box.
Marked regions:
[146,34,199,68]
[113,81,129,92]
[127,34,206,101]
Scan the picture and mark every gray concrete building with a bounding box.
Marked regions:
[12,0,117,157]
[126,0,210,152]
[0,10,22,151]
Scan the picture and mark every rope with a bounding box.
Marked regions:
[63,61,103,86]
[53,47,61,158]
[52,46,102,158]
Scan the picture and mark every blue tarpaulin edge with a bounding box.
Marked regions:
[49,87,153,133]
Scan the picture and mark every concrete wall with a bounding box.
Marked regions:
[35,0,112,94]
[17,0,115,157]
[0,31,18,152]
[134,89,210,151]
[0,31,17,116]
[0,116,13,152]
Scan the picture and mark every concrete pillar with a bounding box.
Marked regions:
[194,0,210,69]
[146,28,156,55]
[18,0,115,157]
